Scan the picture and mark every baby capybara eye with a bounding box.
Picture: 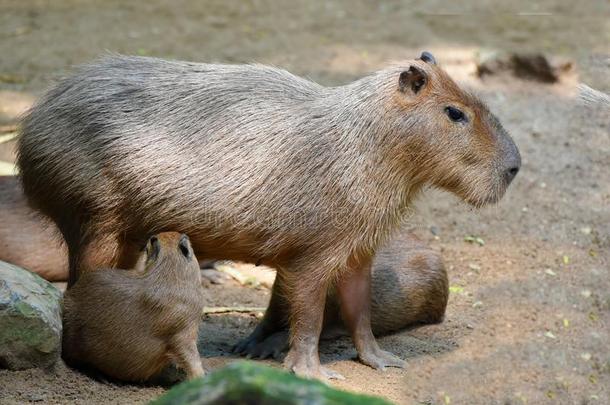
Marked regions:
[445,106,466,123]
[178,234,191,260]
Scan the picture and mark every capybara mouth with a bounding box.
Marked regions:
[465,184,508,208]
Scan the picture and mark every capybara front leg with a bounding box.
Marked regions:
[283,272,343,381]
[170,330,204,380]
[337,262,407,370]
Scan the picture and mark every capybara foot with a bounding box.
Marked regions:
[242,331,289,360]
[185,362,205,380]
[200,269,230,284]
[359,346,406,371]
[283,349,344,381]
[233,325,271,355]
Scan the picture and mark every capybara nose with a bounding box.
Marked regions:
[505,166,519,184]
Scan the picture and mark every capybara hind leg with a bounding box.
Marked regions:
[170,331,204,380]
[337,262,406,370]
[234,273,289,356]
[283,272,343,380]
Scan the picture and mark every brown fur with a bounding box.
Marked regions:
[62,232,204,382]
[0,176,67,281]
[235,231,448,358]
[18,54,519,378]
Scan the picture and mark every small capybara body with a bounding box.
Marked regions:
[0,176,67,280]
[19,53,520,378]
[62,232,204,382]
[236,231,448,359]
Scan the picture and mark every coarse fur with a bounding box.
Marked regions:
[235,231,449,359]
[18,54,520,377]
[62,232,204,382]
[0,176,67,280]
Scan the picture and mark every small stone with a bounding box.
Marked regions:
[544,331,557,339]
[580,227,592,235]
[581,352,592,361]
[468,263,481,271]
[581,290,592,298]
[544,268,557,276]
[429,226,440,236]
[0,261,62,370]
[472,301,483,308]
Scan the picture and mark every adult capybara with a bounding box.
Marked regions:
[18,52,520,379]
[0,176,67,281]
[235,231,448,360]
[62,232,204,382]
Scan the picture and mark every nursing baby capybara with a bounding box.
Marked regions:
[235,231,448,360]
[18,52,520,379]
[62,232,204,382]
[0,176,67,281]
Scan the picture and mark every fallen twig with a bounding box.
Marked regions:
[202,306,266,315]
[0,124,18,134]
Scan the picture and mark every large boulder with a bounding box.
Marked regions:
[151,361,393,405]
[0,261,62,370]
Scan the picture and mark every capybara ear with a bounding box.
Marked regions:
[419,51,436,65]
[398,66,427,94]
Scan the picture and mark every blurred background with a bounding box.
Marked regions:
[0,1,608,404]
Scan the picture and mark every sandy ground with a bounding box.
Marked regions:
[0,1,608,404]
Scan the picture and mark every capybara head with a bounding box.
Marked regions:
[386,51,521,207]
[136,232,199,273]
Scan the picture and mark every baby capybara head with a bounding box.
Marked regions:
[136,232,199,273]
[385,52,521,207]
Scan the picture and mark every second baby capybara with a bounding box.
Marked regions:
[235,231,448,360]
[18,52,520,379]
[62,232,205,382]
[0,176,67,281]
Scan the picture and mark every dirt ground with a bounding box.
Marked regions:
[0,1,608,404]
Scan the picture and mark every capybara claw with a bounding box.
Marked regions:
[284,350,344,381]
[359,348,406,371]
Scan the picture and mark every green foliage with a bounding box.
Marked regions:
[151,361,394,405]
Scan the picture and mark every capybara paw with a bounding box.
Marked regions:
[359,348,406,371]
[233,328,268,355]
[284,351,344,381]
[186,365,205,380]
[244,331,289,360]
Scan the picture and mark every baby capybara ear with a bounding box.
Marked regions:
[419,51,436,65]
[178,234,192,260]
[147,235,160,261]
[398,66,428,94]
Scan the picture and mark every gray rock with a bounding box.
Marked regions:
[0,260,62,370]
[475,51,573,83]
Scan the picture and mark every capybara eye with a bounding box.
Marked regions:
[445,106,466,123]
